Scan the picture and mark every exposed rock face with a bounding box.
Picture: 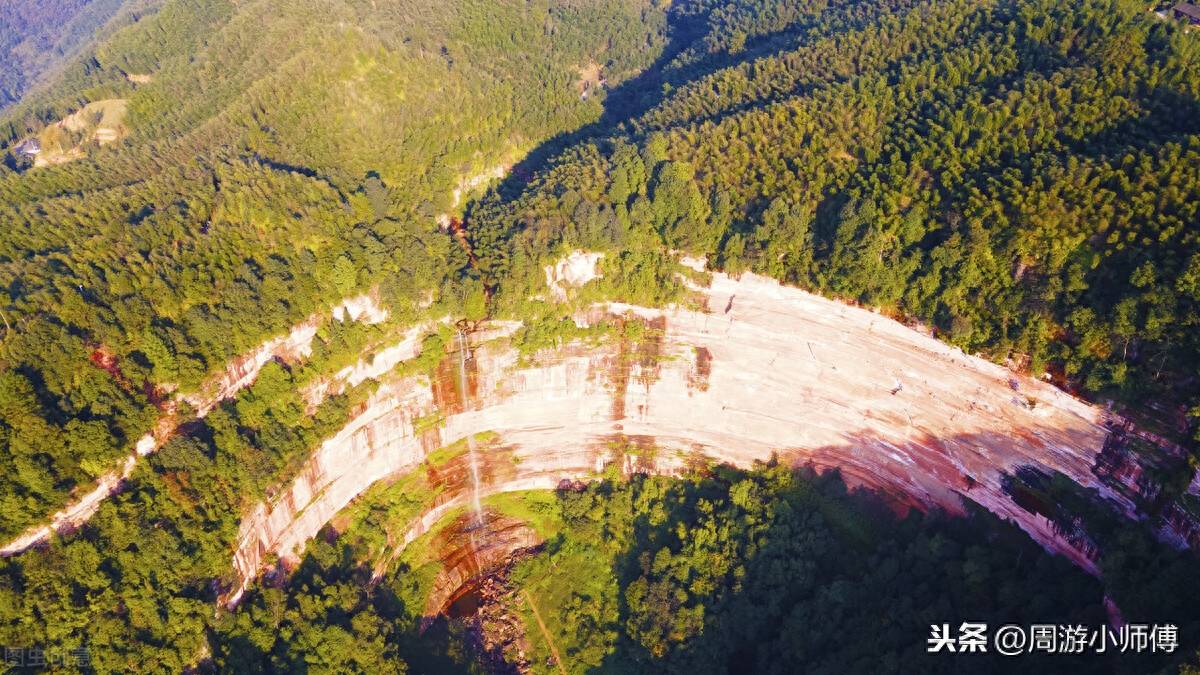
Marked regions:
[452,164,509,209]
[182,293,385,415]
[180,316,322,416]
[0,295,386,556]
[302,321,439,408]
[1160,471,1200,549]
[30,99,129,167]
[228,270,1192,601]
[331,293,390,325]
[228,336,622,604]
[543,250,603,301]
[437,164,513,230]
[449,541,541,675]
[423,512,541,619]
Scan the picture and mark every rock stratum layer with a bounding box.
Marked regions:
[0,294,388,556]
[228,270,1195,604]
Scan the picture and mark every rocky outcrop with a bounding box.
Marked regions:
[543,250,603,301]
[452,165,509,209]
[227,270,1188,602]
[423,512,542,619]
[183,292,388,415]
[1160,471,1200,549]
[332,292,390,325]
[180,317,321,417]
[1092,421,1190,511]
[454,545,540,674]
[30,99,129,167]
[0,294,389,556]
[301,320,438,408]
[437,164,512,230]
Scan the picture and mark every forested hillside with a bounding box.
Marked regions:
[0,0,673,668]
[221,465,1119,673]
[490,467,1187,674]
[472,0,1200,432]
[460,2,1200,661]
[0,0,1199,671]
[0,0,665,539]
[0,0,150,110]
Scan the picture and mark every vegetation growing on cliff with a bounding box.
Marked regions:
[0,0,1199,671]
[505,465,1114,673]
[216,463,1200,674]
[0,0,668,538]
[471,0,1200,435]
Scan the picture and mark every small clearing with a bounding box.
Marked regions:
[33,99,129,167]
[575,61,604,100]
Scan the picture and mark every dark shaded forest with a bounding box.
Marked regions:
[0,0,147,110]
[216,463,1200,673]
[505,464,1199,674]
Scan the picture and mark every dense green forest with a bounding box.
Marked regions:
[500,466,1194,674]
[207,463,1200,673]
[471,0,1200,432]
[0,0,150,110]
[0,0,1199,671]
[0,0,672,669]
[0,0,666,538]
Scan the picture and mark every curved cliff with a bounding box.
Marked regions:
[0,293,389,556]
[228,270,1187,603]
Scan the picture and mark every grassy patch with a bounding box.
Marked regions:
[510,316,616,361]
[338,469,438,563]
[484,490,565,539]
[383,505,471,612]
[412,410,447,436]
[425,431,497,465]
[338,433,491,563]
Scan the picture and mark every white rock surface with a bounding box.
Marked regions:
[332,293,389,325]
[543,250,603,301]
[227,271,1142,602]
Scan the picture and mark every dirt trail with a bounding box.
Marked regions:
[523,589,567,675]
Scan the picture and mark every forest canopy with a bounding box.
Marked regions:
[0,0,1198,672]
[0,0,666,538]
[471,0,1200,435]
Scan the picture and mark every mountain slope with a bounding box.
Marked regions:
[473,0,1200,423]
[0,0,665,538]
[0,0,154,110]
[0,0,1199,672]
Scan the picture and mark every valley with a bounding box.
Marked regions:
[229,259,1191,608]
[1,0,1199,671]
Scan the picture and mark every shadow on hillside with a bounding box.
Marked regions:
[485,0,969,209]
[207,422,1200,673]
[486,9,703,205]
[577,460,1196,675]
[207,540,480,674]
[485,2,827,206]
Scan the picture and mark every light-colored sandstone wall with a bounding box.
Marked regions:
[0,293,389,556]
[227,270,1147,603]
